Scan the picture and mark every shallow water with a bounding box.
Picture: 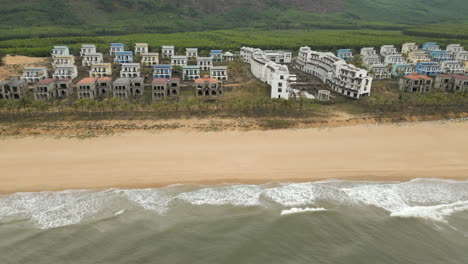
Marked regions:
[1,179,468,263]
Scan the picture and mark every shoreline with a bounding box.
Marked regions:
[1,119,467,194]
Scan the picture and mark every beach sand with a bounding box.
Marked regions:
[0,120,467,194]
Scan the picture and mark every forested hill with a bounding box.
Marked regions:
[0,0,467,34]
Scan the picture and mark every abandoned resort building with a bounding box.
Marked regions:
[2,41,465,104]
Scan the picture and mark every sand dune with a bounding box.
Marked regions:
[0,120,467,194]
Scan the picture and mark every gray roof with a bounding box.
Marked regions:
[132,77,144,83]
[113,78,131,85]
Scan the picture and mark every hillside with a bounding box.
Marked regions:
[0,0,467,34]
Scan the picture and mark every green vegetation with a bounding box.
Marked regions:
[2,28,468,58]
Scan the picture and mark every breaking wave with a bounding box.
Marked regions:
[1,179,468,229]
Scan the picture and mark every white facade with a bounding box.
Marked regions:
[298,46,372,99]
[171,55,188,66]
[197,57,213,71]
[51,46,69,58]
[363,55,382,67]
[249,49,294,99]
[264,50,293,64]
[21,67,48,83]
[80,45,97,56]
[240,47,255,63]
[454,51,468,61]
[440,61,466,74]
[89,63,112,78]
[162,46,175,57]
[369,64,391,79]
[360,47,377,57]
[53,65,78,80]
[384,54,406,65]
[380,45,398,56]
[135,43,149,55]
[120,63,141,78]
[186,48,198,58]
[446,44,464,55]
[141,53,159,66]
[210,66,228,81]
[82,53,103,67]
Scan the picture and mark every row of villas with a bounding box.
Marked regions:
[337,43,468,80]
[240,47,295,99]
[298,47,372,99]
[27,75,225,102]
[399,74,468,93]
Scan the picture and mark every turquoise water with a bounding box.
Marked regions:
[1,179,468,263]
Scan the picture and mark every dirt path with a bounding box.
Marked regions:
[0,55,49,80]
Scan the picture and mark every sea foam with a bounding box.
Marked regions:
[280,207,327,216]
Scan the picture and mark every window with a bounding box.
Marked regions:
[280,75,284,80]
[278,82,283,87]
[278,88,282,93]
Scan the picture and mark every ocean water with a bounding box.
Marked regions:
[1,179,468,264]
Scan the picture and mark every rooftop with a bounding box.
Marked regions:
[404,75,432,80]
[113,78,131,85]
[195,78,219,83]
[154,64,172,68]
[98,77,112,82]
[36,78,55,85]
[77,77,99,85]
[111,43,124,46]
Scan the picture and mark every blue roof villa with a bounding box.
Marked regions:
[51,46,70,58]
[110,43,125,55]
[337,49,353,61]
[114,51,133,64]
[210,50,224,62]
[153,65,173,79]
[422,43,440,52]
[429,50,452,62]
[416,62,441,76]
[391,63,415,77]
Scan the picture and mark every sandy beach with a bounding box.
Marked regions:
[0,120,467,194]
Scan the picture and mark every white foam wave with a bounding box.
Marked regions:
[1,179,468,229]
[280,207,327,216]
[176,185,263,206]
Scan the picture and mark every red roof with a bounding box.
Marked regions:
[404,75,432,80]
[152,78,168,84]
[98,77,112,82]
[77,77,98,85]
[36,78,55,85]
[454,75,468,80]
[169,78,180,82]
[195,78,218,83]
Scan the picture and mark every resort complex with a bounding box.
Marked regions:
[0,42,467,102]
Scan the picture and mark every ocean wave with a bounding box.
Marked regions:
[1,179,468,229]
[280,207,327,216]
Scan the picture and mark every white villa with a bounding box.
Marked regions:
[162,46,175,58]
[182,66,201,80]
[240,47,255,63]
[455,51,468,61]
[53,55,75,66]
[210,66,228,81]
[51,46,69,58]
[297,46,372,99]
[384,54,406,65]
[224,52,235,61]
[197,57,213,71]
[446,44,464,55]
[171,55,188,66]
[80,44,97,56]
[401,43,419,54]
[440,61,466,74]
[369,64,391,79]
[82,53,103,67]
[135,43,149,55]
[360,47,377,57]
[363,55,382,67]
[264,50,293,64]
[21,67,48,83]
[53,65,78,80]
[120,63,141,78]
[141,53,160,66]
[380,45,398,56]
[186,48,198,58]
[89,63,112,78]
